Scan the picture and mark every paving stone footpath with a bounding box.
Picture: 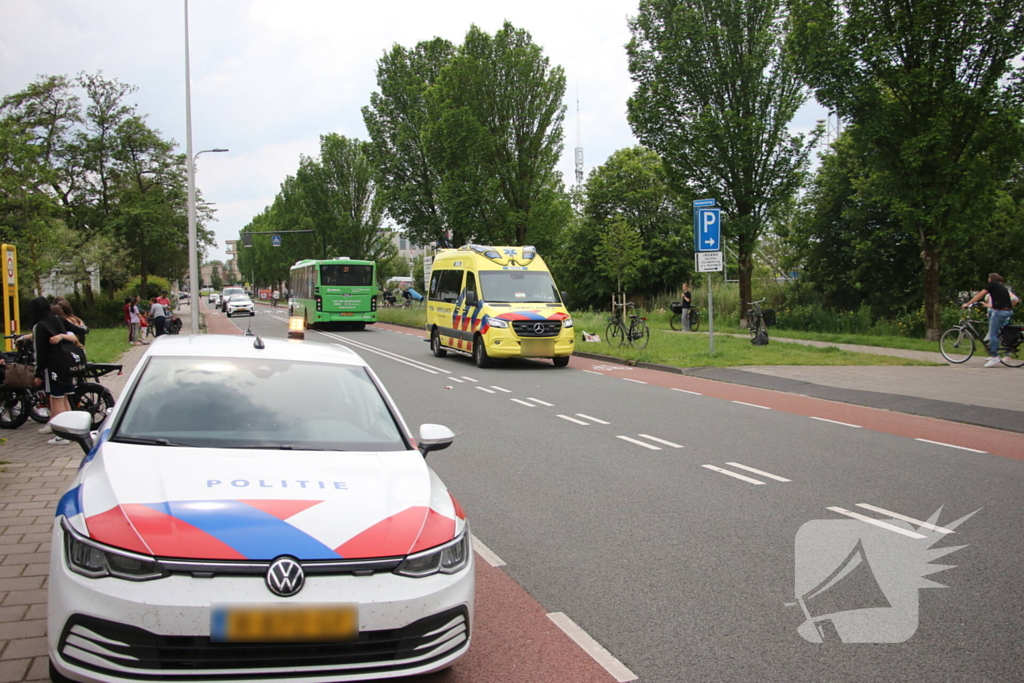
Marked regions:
[0,324,152,682]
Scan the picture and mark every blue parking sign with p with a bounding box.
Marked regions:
[271,234,282,247]
[694,208,720,252]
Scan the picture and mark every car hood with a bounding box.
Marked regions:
[67,444,461,561]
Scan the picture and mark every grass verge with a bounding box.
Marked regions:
[760,328,939,353]
[86,327,134,364]
[380,308,937,367]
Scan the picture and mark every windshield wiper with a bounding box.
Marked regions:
[113,436,192,447]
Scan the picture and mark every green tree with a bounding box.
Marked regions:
[596,215,644,297]
[627,0,817,326]
[363,38,457,248]
[788,0,1024,339]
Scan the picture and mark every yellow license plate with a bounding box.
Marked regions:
[520,339,555,356]
[340,312,354,316]
[211,605,358,643]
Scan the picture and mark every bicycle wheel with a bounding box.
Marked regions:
[0,388,29,429]
[606,322,625,346]
[690,310,700,332]
[939,327,976,364]
[631,321,650,349]
[28,391,49,423]
[669,313,682,331]
[999,339,1024,368]
[71,384,115,429]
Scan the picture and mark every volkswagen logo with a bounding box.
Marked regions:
[533,323,546,335]
[266,557,304,597]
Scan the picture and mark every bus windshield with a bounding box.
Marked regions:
[321,264,373,287]
[479,271,561,304]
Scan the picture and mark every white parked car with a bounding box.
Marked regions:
[225,293,256,317]
[48,335,473,683]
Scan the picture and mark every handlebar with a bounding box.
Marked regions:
[613,302,636,308]
[750,298,767,306]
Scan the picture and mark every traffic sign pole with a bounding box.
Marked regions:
[692,200,720,354]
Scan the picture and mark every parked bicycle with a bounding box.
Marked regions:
[747,298,773,343]
[940,304,1024,366]
[606,302,650,349]
[669,303,700,332]
[0,336,121,429]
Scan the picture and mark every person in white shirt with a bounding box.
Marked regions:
[272,290,280,308]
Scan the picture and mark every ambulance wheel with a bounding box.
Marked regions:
[431,329,447,357]
[473,335,492,368]
[552,356,570,367]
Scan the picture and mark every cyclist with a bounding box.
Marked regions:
[963,273,1016,367]
[271,289,280,308]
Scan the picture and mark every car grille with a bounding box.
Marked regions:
[512,320,561,337]
[57,607,469,679]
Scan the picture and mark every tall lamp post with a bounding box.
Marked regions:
[184,0,228,332]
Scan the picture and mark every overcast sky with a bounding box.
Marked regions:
[2,0,825,261]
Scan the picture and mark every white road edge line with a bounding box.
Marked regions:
[475,387,496,394]
[447,377,464,383]
[809,416,862,428]
[855,504,955,534]
[914,438,986,454]
[547,612,638,683]
[490,386,512,393]
[622,378,647,384]
[471,535,506,567]
[616,435,661,451]
[672,388,703,395]
[461,376,478,382]
[557,414,590,426]
[701,464,765,485]
[576,414,610,425]
[582,370,603,376]
[639,434,683,448]
[827,507,927,539]
[510,399,535,407]
[726,462,790,482]
[528,398,554,406]
[732,400,771,410]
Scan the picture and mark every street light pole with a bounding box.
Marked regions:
[185,0,198,333]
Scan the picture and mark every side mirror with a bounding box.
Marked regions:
[50,411,95,455]
[560,291,570,306]
[464,291,477,307]
[417,424,456,457]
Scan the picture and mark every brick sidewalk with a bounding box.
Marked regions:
[0,341,149,682]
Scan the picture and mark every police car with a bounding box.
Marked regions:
[48,335,473,683]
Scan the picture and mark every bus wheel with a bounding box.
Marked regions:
[431,329,447,358]
[355,323,366,331]
[473,335,492,368]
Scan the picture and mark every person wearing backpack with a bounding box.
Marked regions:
[32,301,85,444]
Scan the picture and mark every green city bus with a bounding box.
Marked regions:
[289,258,377,329]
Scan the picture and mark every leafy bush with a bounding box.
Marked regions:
[116,276,172,301]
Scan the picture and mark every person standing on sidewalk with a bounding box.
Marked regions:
[149,297,167,337]
[963,273,1015,367]
[272,289,280,308]
[681,282,693,332]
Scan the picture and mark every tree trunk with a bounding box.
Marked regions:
[737,247,753,329]
[921,243,941,341]
[83,282,96,307]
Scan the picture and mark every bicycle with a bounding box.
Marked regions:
[940,304,1024,366]
[606,302,650,349]
[747,298,769,342]
[0,336,120,429]
[669,304,700,332]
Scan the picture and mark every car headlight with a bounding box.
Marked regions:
[563,317,574,328]
[62,518,167,581]
[394,532,471,578]
[487,318,508,329]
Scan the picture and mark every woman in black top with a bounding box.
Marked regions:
[31,301,84,443]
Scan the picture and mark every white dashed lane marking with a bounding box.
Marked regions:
[672,388,702,396]
[511,399,535,408]
[914,438,986,453]
[826,506,927,539]
[616,435,661,451]
[557,415,591,426]
[476,387,496,394]
[490,386,512,393]
[528,398,554,406]
[810,416,861,428]
[575,414,609,425]
[639,434,683,448]
[725,462,790,482]
[701,464,765,485]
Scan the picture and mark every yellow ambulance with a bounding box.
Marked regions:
[425,245,574,368]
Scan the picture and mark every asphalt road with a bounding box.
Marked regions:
[225,307,1024,683]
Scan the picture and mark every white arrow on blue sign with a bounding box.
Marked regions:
[694,208,720,252]
[271,234,282,247]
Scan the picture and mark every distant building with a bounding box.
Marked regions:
[40,265,100,299]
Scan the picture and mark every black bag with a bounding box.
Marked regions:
[670,301,683,314]
[762,309,777,327]
[751,329,770,346]
[49,319,88,381]
[1001,325,1022,346]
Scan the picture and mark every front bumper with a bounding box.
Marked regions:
[48,525,474,682]
[485,329,575,359]
[227,306,254,315]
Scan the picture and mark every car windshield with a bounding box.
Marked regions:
[114,356,407,451]
[228,295,249,302]
[321,264,373,287]
[222,288,244,297]
[479,271,561,304]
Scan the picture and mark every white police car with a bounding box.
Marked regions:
[48,335,473,682]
